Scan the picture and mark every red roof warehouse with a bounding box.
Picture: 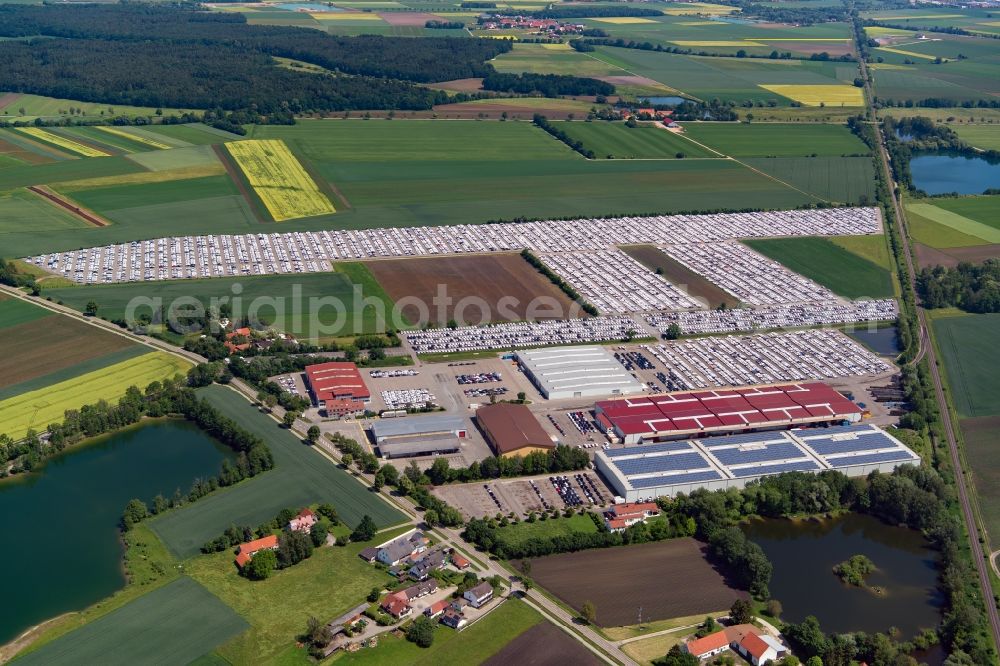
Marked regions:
[596,382,860,444]
[304,362,370,410]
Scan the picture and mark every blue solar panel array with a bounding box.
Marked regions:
[828,451,917,468]
[712,442,808,466]
[606,441,692,459]
[729,461,820,478]
[631,470,721,489]
[807,433,895,456]
[697,431,788,449]
[798,424,868,437]
[614,452,710,477]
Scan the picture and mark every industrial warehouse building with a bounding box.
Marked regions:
[595,423,920,502]
[516,345,645,400]
[475,403,555,458]
[595,382,861,445]
[370,415,469,459]
[305,362,370,417]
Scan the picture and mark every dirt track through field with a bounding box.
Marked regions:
[525,538,747,627]
[365,253,579,326]
[27,186,110,227]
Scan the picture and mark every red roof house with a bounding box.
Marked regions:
[289,508,317,533]
[234,534,279,568]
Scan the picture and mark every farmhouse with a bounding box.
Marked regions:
[684,624,785,663]
[684,630,730,661]
[476,403,555,458]
[516,345,645,400]
[233,534,279,568]
[463,581,494,608]
[596,423,920,502]
[738,632,786,665]
[304,361,370,414]
[288,507,316,534]
[595,382,863,445]
[370,415,469,459]
[604,501,660,532]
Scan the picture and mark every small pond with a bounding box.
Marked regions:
[743,513,942,637]
[848,325,900,356]
[909,150,1000,195]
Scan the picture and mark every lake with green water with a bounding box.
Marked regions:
[743,513,942,638]
[0,420,234,644]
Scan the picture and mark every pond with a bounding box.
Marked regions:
[641,96,688,106]
[0,420,235,644]
[847,325,900,356]
[743,513,942,637]
[909,151,1000,195]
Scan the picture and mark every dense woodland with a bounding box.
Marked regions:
[917,260,1000,313]
[0,4,510,112]
[482,72,613,97]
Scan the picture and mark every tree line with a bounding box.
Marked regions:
[521,245,600,314]
[917,260,1000,313]
[482,72,614,97]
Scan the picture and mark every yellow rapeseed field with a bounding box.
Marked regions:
[16,127,110,158]
[226,139,336,221]
[0,351,191,440]
[759,84,865,107]
[96,126,172,150]
[875,46,939,60]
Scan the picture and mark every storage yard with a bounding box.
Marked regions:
[23,207,881,286]
[595,423,920,502]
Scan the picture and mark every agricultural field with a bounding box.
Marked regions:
[432,96,606,120]
[148,384,406,559]
[525,538,746,627]
[905,200,1000,247]
[186,526,409,664]
[933,313,1000,419]
[742,156,877,204]
[554,121,718,159]
[0,350,191,440]
[0,189,92,236]
[589,46,861,106]
[622,244,739,309]
[0,92,193,122]
[743,236,895,299]
[364,253,579,326]
[15,127,110,158]
[483,621,602,666]
[958,415,1000,544]
[947,124,1000,151]
[863,7,1000,36]
[0,120,819,258]
[13,577,248,666]
[95,126,172,150]
[224,139,336,222]
[46,265,394,342]
[332,598,543,666]
[678,122,870,157]
[490,42,631,78]
[931,196,1000,233]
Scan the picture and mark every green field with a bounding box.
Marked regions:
[931,196,1000,232]
[491,42,628,77]
[0,294,53,329]
[14,577,248,666]
[933,313,1000,418]
[0,120,818,258]
[45,265,394,340]
[959,415,1000,544]
[331,598,543,666]
[905,200,1000,245]
[0,345,149,402]
[186,525,408,664]
[678,122,870,157]
[744,236,895,299]
[65,174,238,211]
[553,121,719,159]
[828,234,893,269]
[149,385,405,559]
[743,156,877,204]
[951,124,1000,151]
[0,92,195,122]
[493,513,599,548]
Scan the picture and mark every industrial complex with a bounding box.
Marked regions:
[595,423,920,502]
[304,361,370,417]
[516,345,645,400]
[475,403,556,458]
[370,415,468,459]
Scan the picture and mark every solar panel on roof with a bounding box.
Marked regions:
[729,461,820,478]
[631,470,721,489]
[797,424,871,438]
[806,435,897,457]
[712,443,807,466]
[828,451,917,468]
[698,432,789,449]
[605,441,692,458]
[614,452,711,476]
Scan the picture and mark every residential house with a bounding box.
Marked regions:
[288,507,317,534]
[451,552,471,570]
[684,624,785,665]
[409,550,447,581]
[376,531,429,566]
[440,608,467,630]
[463,581,493,608]
[403,579,439,601]
[380,595,412,620]
[234,534,279,568]
[424,599,449,619]
[224,327,253,353]
[605,501,660,532]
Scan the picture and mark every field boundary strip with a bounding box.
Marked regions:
[906,202,1000,244]
[96,126,173,150]
[15,127,111,158]
[27,185,110,227]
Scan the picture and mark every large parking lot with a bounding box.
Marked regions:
[432,472,615,519]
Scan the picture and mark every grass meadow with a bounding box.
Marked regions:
[933,313,1000,418]
[678,122,870,157]
[744,236,895,299]
[554,121,719,159]
[14,577,248,666]
[743,156,877,204]
[149,385,405,559]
